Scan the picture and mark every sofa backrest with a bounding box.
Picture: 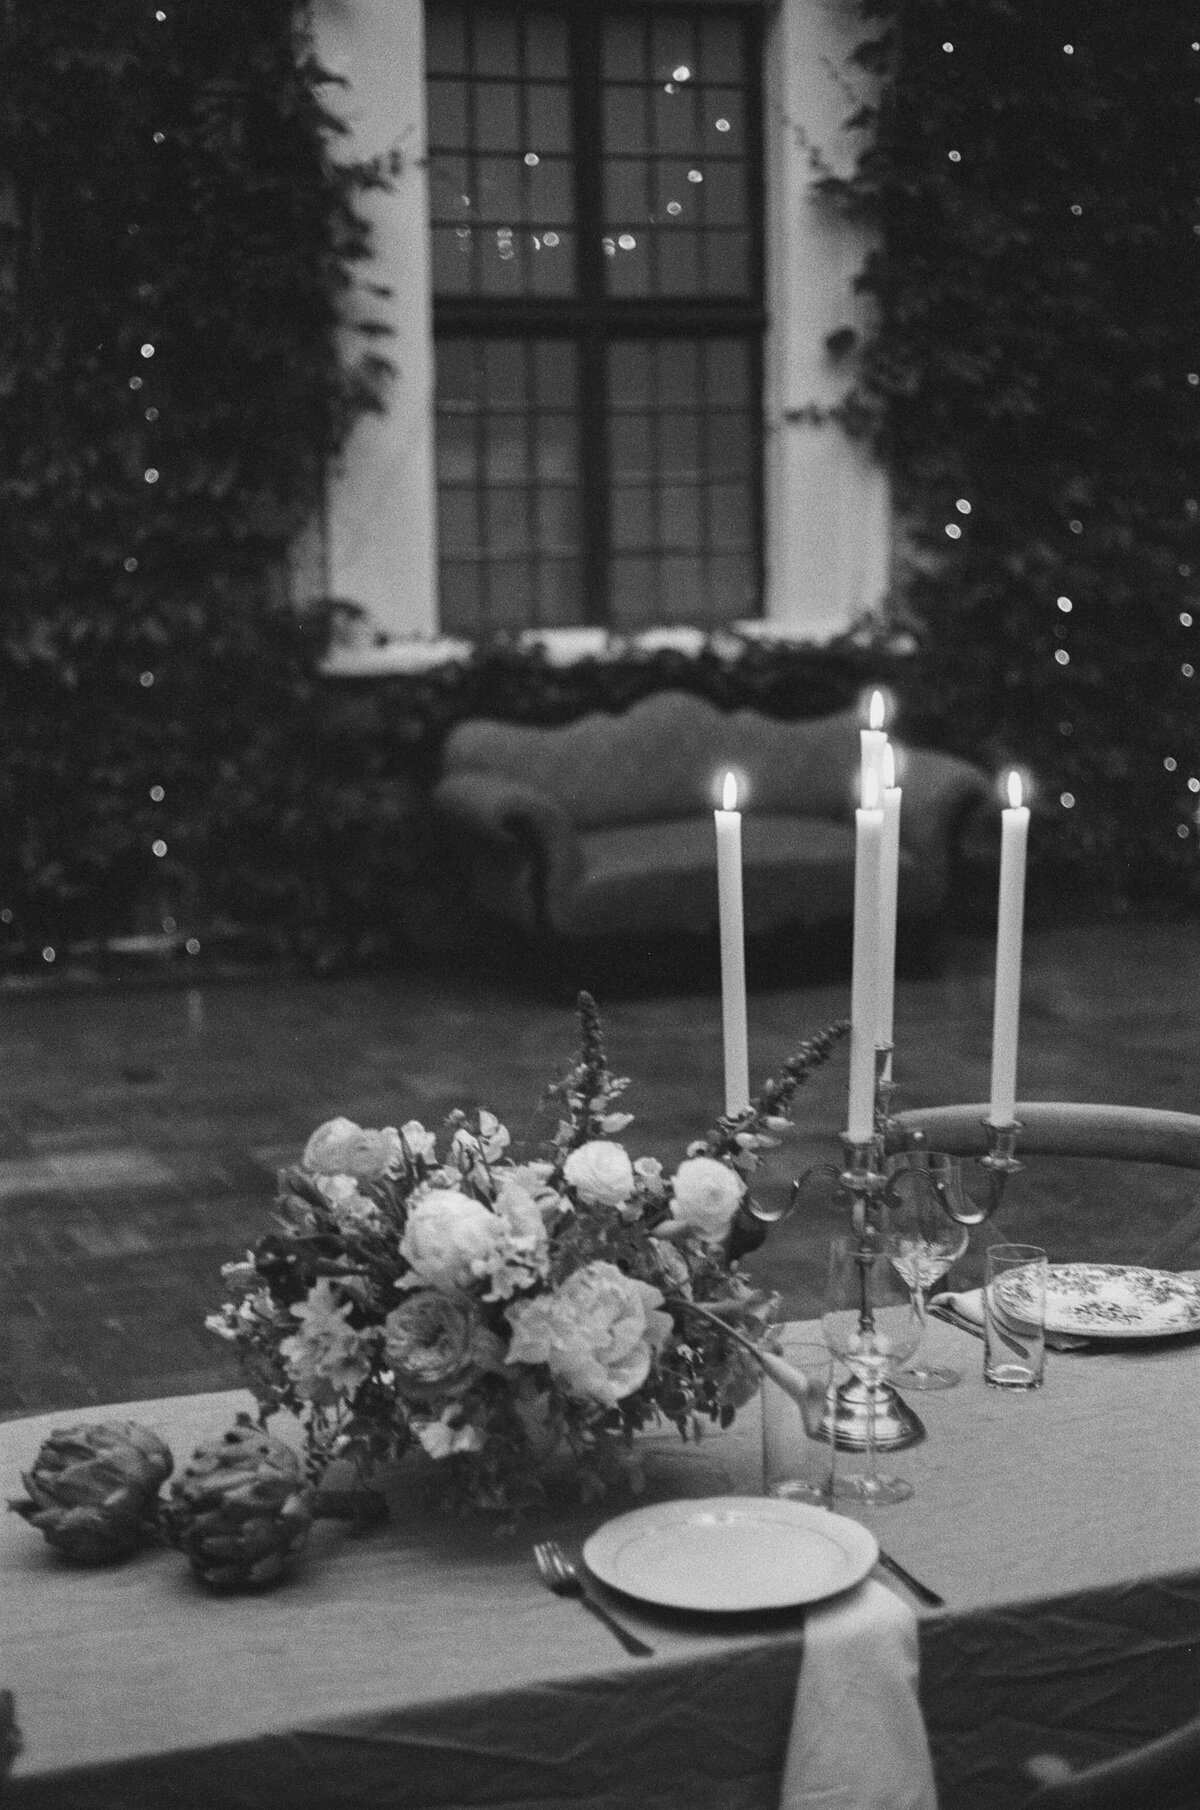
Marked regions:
[441,691,864,829]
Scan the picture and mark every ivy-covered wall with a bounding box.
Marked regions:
[2,0,1194,972]
[0,0,398,966]
[820,0,1200,911]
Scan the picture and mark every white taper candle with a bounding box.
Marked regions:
[860,689,888,805]
[989,771,1030,1127]
[715,771,751,1117]
[848,768,885,1143]
[877,741,902,1071]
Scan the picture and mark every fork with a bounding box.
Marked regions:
[533,1541,655,1657]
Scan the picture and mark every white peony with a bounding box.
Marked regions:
[302,1117,404,1181]
[505,1260,672,1407]
[314,1172,383,1229]
[399,1189,502,1290]
[563,1140,635,1208]
[669,1155,745,1238]
[400,1120,438,1163]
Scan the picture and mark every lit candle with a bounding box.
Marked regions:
[989,771,1030,1127]
[860,689,888,804]
[715,771,750,1117]
[877,741,902,1071]
[848,768,885,1143]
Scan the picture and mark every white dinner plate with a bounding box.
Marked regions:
[583,1495,878,1613]
[1003,1262,1200,1339]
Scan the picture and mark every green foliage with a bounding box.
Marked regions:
[0,0,399,960]
[819,0,1200,910]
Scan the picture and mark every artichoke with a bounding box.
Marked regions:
[163,1415,314,1590]
[8,1420,173,1563]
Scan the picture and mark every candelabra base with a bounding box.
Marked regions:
[819,1376,926,1452]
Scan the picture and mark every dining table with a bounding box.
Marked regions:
[5,1311,1200,1810]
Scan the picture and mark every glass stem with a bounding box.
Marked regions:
[866,1376,879,1492]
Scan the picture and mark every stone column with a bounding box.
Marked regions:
[761,0,891,639]
[307,0,438,643]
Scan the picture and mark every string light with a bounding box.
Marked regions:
[1060,793,1076,808]
[955,498,971,514]
[945,523,962,539]
[140,671,154,687]
[948,150,961,162]
[152,840,167,858]
[1055,649,1070,665]
[1165,758,1178,771]
[1057,596,1072,612]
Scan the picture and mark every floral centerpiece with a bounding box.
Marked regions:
[207,995,846,1520]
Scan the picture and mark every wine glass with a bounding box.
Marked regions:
[821,1233,925,1506]
[883,1150,971,1391]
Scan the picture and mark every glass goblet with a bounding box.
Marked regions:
[821,1233,925,1507]
[884,1150,971,1391]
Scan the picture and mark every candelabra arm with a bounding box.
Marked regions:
[948,1117,1023,1224]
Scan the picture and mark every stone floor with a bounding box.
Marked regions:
[1,917,1199,1419]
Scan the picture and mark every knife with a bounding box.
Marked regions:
[877,1549,945,1609]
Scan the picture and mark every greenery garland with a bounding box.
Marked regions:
[816,0,1200,910]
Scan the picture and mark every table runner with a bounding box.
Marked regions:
[5,1317,1200,1808]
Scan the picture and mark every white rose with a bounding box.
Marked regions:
[669,1156,745,1239]
[302,1117,404,1181]
[563,1140,635,1208]
[399,1190,502,1290]
[505,1260,672,1407]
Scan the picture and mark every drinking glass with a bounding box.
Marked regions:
[760,1337,841,1506]
[821,1234,925,1506]
[884,1150,971,1390]
[984,1243,1048,1389]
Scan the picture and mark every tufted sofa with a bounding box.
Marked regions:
[427,691,991,947]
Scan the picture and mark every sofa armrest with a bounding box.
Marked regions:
[895,749,992,889]
[430,771,583,930]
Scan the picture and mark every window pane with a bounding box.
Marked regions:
[439,489,478,556]
[426,7,466,74]
[435,337,584,635]
[526,85,571,154]
[612,487,654,549]
[605,338,759,629]
[533,341,576,405]
[475,82,521,150]
[440,560,482,631]
[471,10,519,75]
[700,15,742,81]
[536,559,583,626]
[651,15,695,83]
[527,158,572,224]
[610,413,652,479]
[529,229,573,294]
[524,13,568,79]
[602,14,646,80]
[602,87,649,154]
[431,224,474,293]
[476,155,523,221]
[652,86,700,156]
[427,81,468,149]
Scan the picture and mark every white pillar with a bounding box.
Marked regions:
[762,0,891,639]
[308,0,438,645]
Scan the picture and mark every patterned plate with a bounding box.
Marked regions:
[1003,1262,1200,1339]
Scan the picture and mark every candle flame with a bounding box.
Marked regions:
[862,770,880,811]
[882,743,896,789]
[1007,770,1023,810]
[869,690,885,731]
[722,771,738,812]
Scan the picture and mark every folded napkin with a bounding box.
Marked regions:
[781,1576,938,1810]
[933,1287,986,1328]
